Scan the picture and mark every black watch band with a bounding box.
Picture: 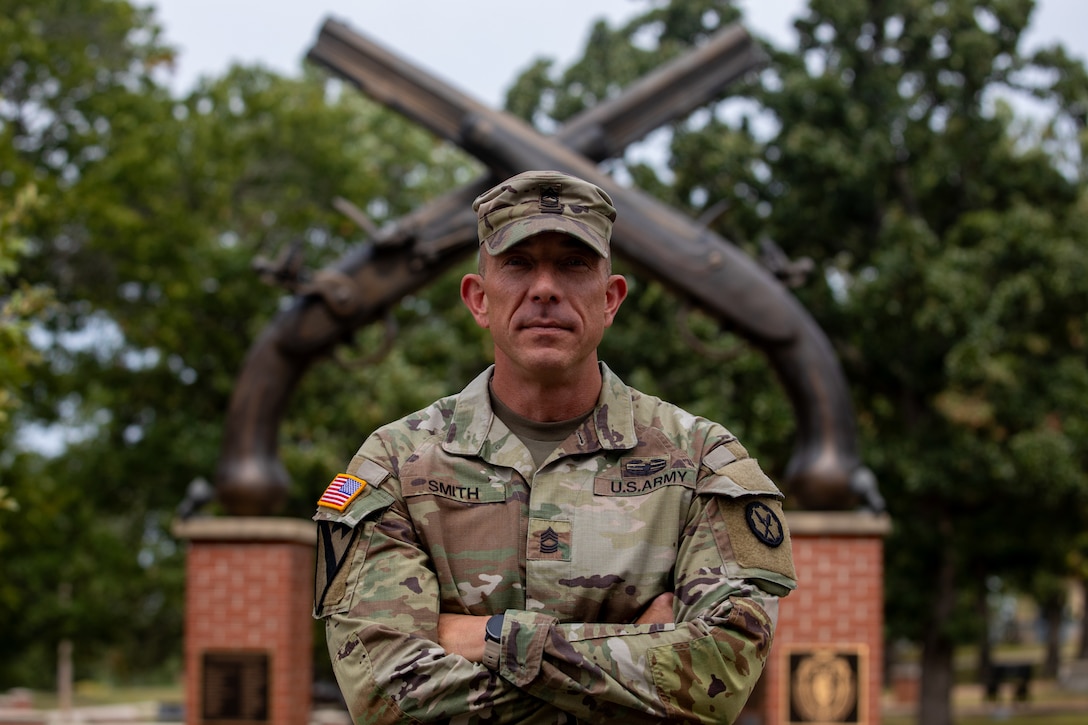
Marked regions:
[483,613,504,670]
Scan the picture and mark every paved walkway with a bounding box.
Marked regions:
[0,703,353,725]
[3,682,1087,725]
[1,702,156,725]
[882,680,1088,720]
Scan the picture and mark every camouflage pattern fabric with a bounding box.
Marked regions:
[473,169,617,259]
[314,363,797,724]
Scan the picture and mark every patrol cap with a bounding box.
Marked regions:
[473,170,616,258]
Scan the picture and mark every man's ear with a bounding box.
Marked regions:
[603,274,628,328]
[460,274,490,329]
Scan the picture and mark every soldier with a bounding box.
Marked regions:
[314,170,797,724]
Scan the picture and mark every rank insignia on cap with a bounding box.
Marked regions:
[318,473,367,511]
[539,183,562,212]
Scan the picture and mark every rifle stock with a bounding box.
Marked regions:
[215,17,874,515]
[313,19,868,507]
[458,113,864,509]
[308,19,767,161]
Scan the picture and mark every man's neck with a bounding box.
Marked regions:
[489,361,602,422]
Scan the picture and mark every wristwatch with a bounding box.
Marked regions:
[482,613,504,670]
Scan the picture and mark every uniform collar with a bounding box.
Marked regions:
[442,362,637,458]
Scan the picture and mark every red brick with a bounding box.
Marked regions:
[752,528,887,725]
[181,527,315,725]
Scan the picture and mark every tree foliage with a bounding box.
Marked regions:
[0,0,477,685]
[3,4,1087,720]
[505,0,1088,722]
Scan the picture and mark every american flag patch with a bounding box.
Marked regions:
[317,473,367,511]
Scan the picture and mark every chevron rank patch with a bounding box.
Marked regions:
[318,473,367,512]
[314,520,358,615]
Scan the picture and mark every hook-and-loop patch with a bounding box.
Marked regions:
[699,444,796,589]
[313,460,394,616]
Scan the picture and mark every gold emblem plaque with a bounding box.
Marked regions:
[783,644,868,724]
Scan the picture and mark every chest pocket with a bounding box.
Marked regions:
[593,454,697,497]
[698,443,797,594]
[401,475,508,504]
[313,460,395,618]
[400,452,510,505]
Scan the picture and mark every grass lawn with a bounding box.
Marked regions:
[30,682,183,709]
[887,716,1086,725]
[16,672,1088,724]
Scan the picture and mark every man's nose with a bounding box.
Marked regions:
[529,266,560,302]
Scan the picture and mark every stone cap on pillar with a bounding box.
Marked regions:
[785,511,892,537]
[172,516,316,546]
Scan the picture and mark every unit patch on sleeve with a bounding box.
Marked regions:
[715,495,797,584]
[314,520,359,614]
[745,501,785,548]
[318,473,367,512]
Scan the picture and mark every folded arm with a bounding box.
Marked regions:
[477,492,792,724]
[318,446,795,724]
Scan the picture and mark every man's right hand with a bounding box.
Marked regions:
[634,592,675,625]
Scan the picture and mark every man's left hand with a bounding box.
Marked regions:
[439,592,676,663]
[438,613,488,662]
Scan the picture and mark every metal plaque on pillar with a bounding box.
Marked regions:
[201,651,271,724]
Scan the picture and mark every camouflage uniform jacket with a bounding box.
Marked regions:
[314,363,797,724]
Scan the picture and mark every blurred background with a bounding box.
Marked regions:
[2,1,1087,723]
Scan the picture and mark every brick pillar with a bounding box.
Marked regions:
[174,518,316,725]
[743,512,891,725]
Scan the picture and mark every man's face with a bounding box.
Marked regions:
[461,232,627,384]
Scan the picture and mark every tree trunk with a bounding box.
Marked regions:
[1079,575,1088,660]
[919,614,956,725]
[976,585,993,688]
[918,526,958,725]
[57,639,73,716]
[1042,595,1064,679]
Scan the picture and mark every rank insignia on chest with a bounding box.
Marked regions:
[528,517,571,561]
[539,527,560,554]
[318,473,367,511]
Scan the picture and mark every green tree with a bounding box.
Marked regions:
[505,0,796,464]
[751,4,1088,722]
[1,0,477,685]
[1,185,53,537]
[506,1,1088,723]
[1,0,179,682]
[1,185,52,441]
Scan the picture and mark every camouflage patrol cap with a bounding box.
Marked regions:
[473,170,616,258]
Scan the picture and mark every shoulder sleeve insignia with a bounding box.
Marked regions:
[314,520,358,615]
[317,473,367,512]
[745,501,786,548]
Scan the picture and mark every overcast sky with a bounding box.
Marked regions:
[145,0,1088,107]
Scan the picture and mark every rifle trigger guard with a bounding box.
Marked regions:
[303,269,363,318]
